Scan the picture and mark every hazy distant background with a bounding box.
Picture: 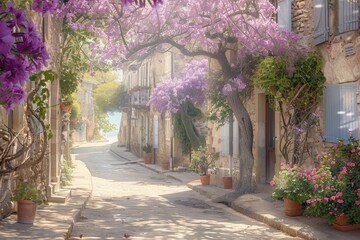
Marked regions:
[105,112,122,142]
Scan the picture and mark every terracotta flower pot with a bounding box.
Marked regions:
[200,175,210,185]
[60,103,72,112]
[144,154,152,164]
[161,161,169,170]
[333,215,360,231]
[283,198,304,217]
[17,200,37,224]
[335,215,348,226]
[70,117,78,123]
[222,177,233,189]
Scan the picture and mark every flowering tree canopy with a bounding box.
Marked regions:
[61,0,302,196]
[0,1,50,111]
[60,0,300,68]
[149,59,208,113]
[0,0,158,111]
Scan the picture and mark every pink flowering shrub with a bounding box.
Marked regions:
[271,163,314,204]
[189,145,219,176]
[305,137,360,224]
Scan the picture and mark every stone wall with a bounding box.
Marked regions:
[292,0,360,160]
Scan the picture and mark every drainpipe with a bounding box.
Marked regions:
[229,113,234,177]
[170,52,174,171]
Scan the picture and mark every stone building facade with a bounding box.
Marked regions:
[119,49,196,170]
[0,11,65,206]
[72,80,96,142]
[208,0,360,188]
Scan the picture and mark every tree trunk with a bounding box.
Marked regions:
[213,91,255,204]
[227,91,254,192]
[179,103,203,150]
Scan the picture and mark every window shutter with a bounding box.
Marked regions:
[339,84,359,139]
[339,0,359,33]
[324,84,359,143]
[153,115,159,148]
[145,116,149,143]
[313,0,329,45]
[277,0,292,31]
[324,85,341,142]
[221,122,230,155]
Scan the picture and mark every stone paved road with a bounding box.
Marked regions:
[69,142,300,240]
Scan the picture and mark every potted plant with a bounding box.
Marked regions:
[222,176,233,189]
[305,137,360,230]
[142,143,153,164]
[271,163,313,216]
[61,96,73,112]
[12,182,47,224]
[189,146,219,186]
[69,101,80,124]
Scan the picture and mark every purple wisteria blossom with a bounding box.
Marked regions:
[149,59,208,113]
[222,76,247,96]
[0,2,49,111]
[32,0,58,15]
[222,84,232,96]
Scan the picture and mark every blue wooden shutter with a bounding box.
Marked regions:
[313,0,329,45]
[324,84,359,142]
[339,0,359,33]
[277,0,292,31]
[324,85,341,142]
[339,83,359,140]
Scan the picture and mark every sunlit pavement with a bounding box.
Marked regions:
[1,140,358,239]
[68,141,298,240]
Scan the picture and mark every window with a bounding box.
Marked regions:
[165,117,171,142]
[153,115,159,148]
[221,122,230,155]
[313,0,329,45]
[164,52,173,76]
[338,0,359,33]
[277,0,292,31]
[324,83,359,143]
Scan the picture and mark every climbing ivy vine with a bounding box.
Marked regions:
[253,52,326,165]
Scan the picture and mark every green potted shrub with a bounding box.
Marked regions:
[271,164,313,216]
[12,182,47,224]
[142,143,153,164]
[189,146,219,185]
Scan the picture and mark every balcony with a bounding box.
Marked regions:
[130,87,150,110]
[119,91,130,109]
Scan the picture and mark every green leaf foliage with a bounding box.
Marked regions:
[253,52,326,111]
[94,81,124,113]
[93,106,116,139]
[174,112,191,154]
[12,182,47,205]
[207,88,232,128]
[30,70,56,139]
[60,24,93,98]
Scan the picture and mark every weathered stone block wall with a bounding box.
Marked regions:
[292,0,360,163]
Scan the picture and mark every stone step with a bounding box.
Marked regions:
[48,188,71,203]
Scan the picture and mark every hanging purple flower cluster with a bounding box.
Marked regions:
[222,75,247,96]
[32,0,58,15]
[0,2,49,111]
[149,59,208,113]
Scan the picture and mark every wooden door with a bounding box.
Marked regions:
[265,97,276,183]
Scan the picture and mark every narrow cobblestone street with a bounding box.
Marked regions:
[69,142,298,240]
